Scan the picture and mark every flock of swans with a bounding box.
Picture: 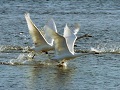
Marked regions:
[24,13,93,67]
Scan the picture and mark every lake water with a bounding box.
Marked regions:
[0,0,120,90]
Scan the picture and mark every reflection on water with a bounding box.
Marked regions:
[25,65,75,90]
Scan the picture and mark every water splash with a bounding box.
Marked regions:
[9,53,29,65]
[8,52,57,66]
[0,45,32,53]
[0,45,23,53]
[90,42,120,53]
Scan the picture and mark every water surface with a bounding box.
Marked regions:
[0,0,120,90]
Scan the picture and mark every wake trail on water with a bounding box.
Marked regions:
[0,45,56,66]
[0,45,32,53]
[90,42,120,54]
[0,52,57,66]
[1,42,120,66]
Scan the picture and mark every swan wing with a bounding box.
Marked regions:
[73,23,80,35]
[43,18,57,46]
[63,24,77,54]
[25,13,48,46]
[45,25,71,55]
[46,18,57,32]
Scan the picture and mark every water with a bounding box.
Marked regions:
[0,0,120,90]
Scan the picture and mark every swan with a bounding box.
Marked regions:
[25,13,78,52]
[45,25,90,67]
[25,13,91,64]
[24,13,57,54]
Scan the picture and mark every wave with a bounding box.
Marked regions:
[1,42,120,66]
[0,45,56,66]
[0,52,57,66]
[0,45,31,53]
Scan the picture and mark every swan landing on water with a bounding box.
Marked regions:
[24,12,94,67]
[45,25,93,67]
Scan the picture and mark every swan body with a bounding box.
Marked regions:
[45,25,83,66]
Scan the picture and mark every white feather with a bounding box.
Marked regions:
[25,13,53,52]
[63,24,77,54]
[45,25,83,61]
[73,23,80,35]
[43,18,57,46]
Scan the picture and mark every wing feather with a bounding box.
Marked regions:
[25,13,48,46]
[63,24,77,54]
[73,23,80,35]
[45,25,71,55]
[43,18,57,46]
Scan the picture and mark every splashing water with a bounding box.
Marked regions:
[90,42,120,53]
[9,52,57,66]
[0,45,33,53]
[9,53,29,65]
[0,45,23,53]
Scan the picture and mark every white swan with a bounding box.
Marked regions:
[25,13,57,53]
[45,25,88,66]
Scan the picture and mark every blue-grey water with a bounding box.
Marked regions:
[0,0,120,90]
